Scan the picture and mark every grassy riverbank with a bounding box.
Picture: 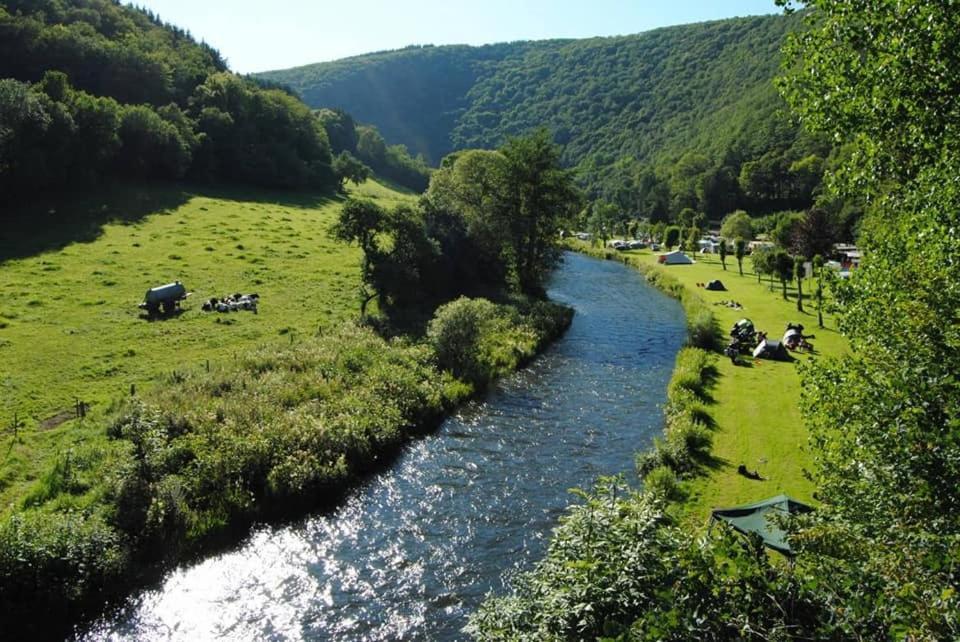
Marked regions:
[571,242,848,520]
[0,180,573,636]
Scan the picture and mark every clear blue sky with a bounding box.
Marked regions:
[134,0,781,74]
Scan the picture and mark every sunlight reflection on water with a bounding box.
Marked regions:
[81,252,686,641]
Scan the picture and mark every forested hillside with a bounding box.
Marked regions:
[0,0,432,199]
[260,14,835,220]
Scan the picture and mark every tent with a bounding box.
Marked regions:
[705,279,726,291]
[658,250,693,265]
[753,338,789,360]
[710,494,814,556]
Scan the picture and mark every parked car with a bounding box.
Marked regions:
[629,240,646,249]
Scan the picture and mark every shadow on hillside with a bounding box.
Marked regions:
[0,182,192,264]
[0,181,342,265]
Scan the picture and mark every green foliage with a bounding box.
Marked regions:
[420,131,581,295]
[427,297,571,390]
[749,244,775,284]
[663,225,681,249]
[500,129,582,293]
[720,209,753,241]
[0,0,226,106]
[0,298,570,626]
[776,2,960,637]
[791,207,837,259]
[316,108,430,192]
[468,477,829,641]
[259,15,834,217]
[734,238,746,276]
[771,248,794,299]
[0,510,128,617]
[189,72,336,190]
[0,0,340,198]
[334,131,582,315]
[643,465,683,501]
[332,150,371,191]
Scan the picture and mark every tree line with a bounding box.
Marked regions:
[0,0,429,202]
[260,14,869,238]
[317,108,431,192]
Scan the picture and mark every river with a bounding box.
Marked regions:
[80,251,686,641]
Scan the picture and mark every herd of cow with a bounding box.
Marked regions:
[200,293,260,313]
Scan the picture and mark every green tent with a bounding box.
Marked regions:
[710,494,814,556]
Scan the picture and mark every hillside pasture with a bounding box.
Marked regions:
[0,179,412,513]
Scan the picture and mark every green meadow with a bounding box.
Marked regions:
[578,243,849,520]
[0,179,413,514]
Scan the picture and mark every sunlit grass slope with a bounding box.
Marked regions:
[0,179,412,513]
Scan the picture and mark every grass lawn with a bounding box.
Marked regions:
[583,244,849,523]
[0,179,413,514]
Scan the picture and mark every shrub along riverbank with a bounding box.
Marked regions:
[0,297,572,637]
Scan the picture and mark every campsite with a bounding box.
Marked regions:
[3,0,959,639]
[575,241,849,516]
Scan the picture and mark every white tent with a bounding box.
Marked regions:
[658,250,694,265]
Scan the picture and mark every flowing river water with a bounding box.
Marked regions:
[80,251,686,641]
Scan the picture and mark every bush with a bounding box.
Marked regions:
[0,511,128,608]
[667,347,712,399]
[643,465,684,501]
[427,296,572,389]
[427,297,500,386]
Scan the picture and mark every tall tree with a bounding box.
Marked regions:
[812,254,824,328]
[734,238,746,276]
[330,198,386,319]
[793,255,804,311]
[500,129,581,294]
[720,210,753,243]
[791,207,836,259]
[771,249,793,300]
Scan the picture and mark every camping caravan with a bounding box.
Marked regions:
[657,250,694,265]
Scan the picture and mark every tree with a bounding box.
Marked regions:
[791,207,837,259]
[793,256,804,312]
[777,4,960,629]
[587,201,619,247]
[676,207,697,228]
[316,108,358,154]
[812,254,824,328]
[734,239,746,276]
[718,238,728,271]
[771,249,793,300]
[500,129,581,293]
[664,225,682,249]
[720,210,753,243]
[332,151,371,191]
[750,245,774,285]
[330,198,386,319]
